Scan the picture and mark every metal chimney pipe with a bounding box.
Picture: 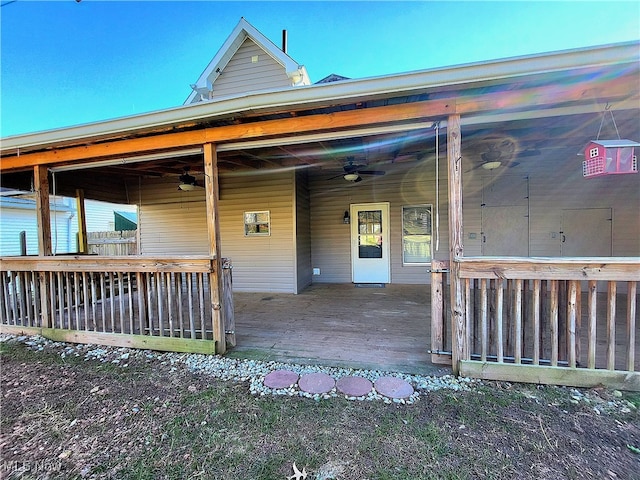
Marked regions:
[282,29,287,53]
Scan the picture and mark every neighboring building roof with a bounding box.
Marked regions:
[114,211,137,231]
[315,73,350,84]
[0,195,75,212]
[185,17,311,104]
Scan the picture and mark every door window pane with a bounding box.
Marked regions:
[402,205,432,265]
[358,210,382,258]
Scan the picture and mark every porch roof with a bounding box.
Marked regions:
[1,40,637,156]
[1,40,638,205]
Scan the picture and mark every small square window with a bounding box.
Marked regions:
[244,211,270,236]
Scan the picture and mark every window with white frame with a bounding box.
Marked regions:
[402,205,432,265]
[244,211,270,236]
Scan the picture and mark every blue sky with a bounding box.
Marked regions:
[1,1,638,137]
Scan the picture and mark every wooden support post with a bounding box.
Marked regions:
[203,143,226,354]
[480,278,488,362]
[75,189,88,254]
[550,280,559,366]
[606,281,616,370]
[34,166,52,328]
[587,280,597,369]
[34,166,52,256]
[447,114,465,375]
[627,281,637,372]
[532,279,541,365]
[567,280,578,368]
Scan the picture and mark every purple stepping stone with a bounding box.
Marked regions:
[298,372,335,394]
[336,376,373,397]
[263,370,299,389]
[374,376,414,399]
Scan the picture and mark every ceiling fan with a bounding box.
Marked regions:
[177,167,202,191]
[330,157,386,183]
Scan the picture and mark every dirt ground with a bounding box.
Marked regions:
[1,336,639,480]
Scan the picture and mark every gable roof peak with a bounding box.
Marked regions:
[185,18,311,104]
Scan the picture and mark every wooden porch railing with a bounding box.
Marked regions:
[431,258,639,391]
[0,256,234,354]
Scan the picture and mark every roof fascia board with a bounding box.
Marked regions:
[3,41,638,153]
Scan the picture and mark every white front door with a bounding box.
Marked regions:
[350,203,390,283]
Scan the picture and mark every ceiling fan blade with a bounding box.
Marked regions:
[358,170,386,176]
[327,174,345,180]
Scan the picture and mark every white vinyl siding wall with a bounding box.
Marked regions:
[0,198,76,256]
[213,39,291,98]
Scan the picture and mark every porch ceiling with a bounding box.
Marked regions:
[56,108,640,181]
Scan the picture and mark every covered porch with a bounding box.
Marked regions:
[1,41,638,390]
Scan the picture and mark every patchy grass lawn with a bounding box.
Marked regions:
[1,339,639,480]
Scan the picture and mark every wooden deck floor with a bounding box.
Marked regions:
[230,283,449,375]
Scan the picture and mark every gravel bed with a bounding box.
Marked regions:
[1,334,636,411]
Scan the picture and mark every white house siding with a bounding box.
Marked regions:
[134,171,296,293]
[308,157,449,285]
[295,170,313,293]
[213,39,291,98]
[0,197,75,256]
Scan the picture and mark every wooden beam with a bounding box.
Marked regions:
[457,257,640,281]
[1,100,454,172]
[75,189,88,253]
[203,143,226,354]
[0,325,216,354]
[460,360,640,392]
[447,114,465,375]
[34,166,52,256]
[0,255,213,273]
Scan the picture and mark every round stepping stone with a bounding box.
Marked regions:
[263,370,299,389]
[336,376,373,397]
[298,372,335,394]
[374,376,414,399]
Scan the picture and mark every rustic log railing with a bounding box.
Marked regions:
[0,256,234,354]
[431,257,639,391]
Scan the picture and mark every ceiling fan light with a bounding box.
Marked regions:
[344,173,360,182]
[482,161,502,170]
[178,183,196,191]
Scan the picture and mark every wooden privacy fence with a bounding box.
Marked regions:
[431,258,639,391]
[87,231,137,255]
[0,256,235,354]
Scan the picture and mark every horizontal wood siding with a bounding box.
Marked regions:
[134,172,296,292]
[213,39,290,98]
[309,156,449,284]
[295,170,313,293]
